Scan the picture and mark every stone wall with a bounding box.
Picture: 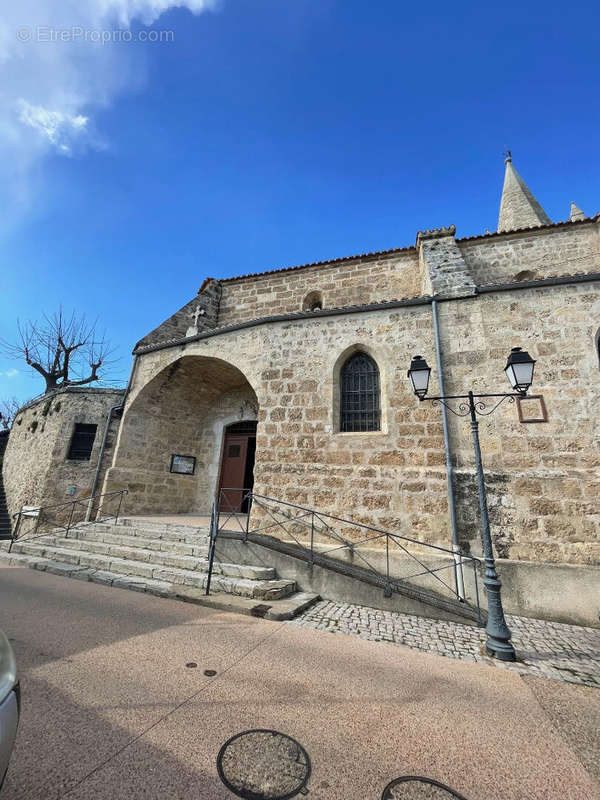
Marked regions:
[458,219,599,286]
[134,221,599,355]
[417,226,476,298]
[437,282,600,565]
[2,388,125,526]
[217,249,423,327]
[106,272,600,568]
[106,305,453,544]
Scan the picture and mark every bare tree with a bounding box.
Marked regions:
[0,397,20,430]
[2,310,114,394]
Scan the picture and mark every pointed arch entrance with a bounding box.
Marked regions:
[218,420,257,513]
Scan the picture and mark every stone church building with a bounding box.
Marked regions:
[3,157,599,624]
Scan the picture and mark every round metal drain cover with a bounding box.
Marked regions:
[382,776,468,799]
[217,729,311,799]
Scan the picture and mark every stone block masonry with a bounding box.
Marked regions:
[458,220,599,286]
[217,249,424,326]
[2,388,125,525]
[418,226,476,298]
[104,267,600,570]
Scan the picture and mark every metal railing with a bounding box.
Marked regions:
[9,489,128,552]
[212,488,483,623]
[204,499,219,596]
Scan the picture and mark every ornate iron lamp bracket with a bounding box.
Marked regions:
[429,392,519,418]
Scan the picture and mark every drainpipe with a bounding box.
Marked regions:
[85,403,122,521]
[431,300,465,600]
[85,356,138,522]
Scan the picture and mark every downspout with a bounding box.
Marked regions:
[85,356,139,522]
[431,300,465,600]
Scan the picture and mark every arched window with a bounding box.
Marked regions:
[302,291,323,312]
[340,352,381,432]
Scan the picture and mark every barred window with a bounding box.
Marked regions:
[67,423,97,461]
[340,353,381,432]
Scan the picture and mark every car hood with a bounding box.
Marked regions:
[0,631,18,704]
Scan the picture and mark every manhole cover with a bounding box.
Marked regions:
[217,729,311,799]
[382,776,468,799]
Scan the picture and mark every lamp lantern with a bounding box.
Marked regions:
[408,355,431,400]
[504,347,535,394]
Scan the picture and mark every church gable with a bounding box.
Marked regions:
[134,278,222,352]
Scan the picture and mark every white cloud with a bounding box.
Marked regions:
[18,100,90,155]
[0,0,219,220]
[98,0,218,26]
[0,369,19,378]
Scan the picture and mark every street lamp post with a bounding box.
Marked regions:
[407,347,536,662]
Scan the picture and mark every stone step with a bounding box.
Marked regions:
[0,552,315,615]
[66,526,210,557]
[11,535,275,580]
[86,521,210,545]
[116,517,246,536]
[118,517,211,533]
[174,589,321,621]
[9,541,295,600]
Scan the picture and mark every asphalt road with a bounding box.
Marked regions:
[0,566,598,800]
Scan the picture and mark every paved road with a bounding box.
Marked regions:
[0,566,598,800]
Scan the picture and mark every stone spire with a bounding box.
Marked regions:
[497,153,551,233]
[570,201,585,222]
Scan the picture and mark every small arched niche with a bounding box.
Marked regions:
[302,291,323,312]
[514,270,536,282]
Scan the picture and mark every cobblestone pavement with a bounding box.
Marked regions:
[290,600,600,688]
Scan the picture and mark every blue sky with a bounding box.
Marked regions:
[1,0,598,404]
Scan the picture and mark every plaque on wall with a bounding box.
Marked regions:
[516,395,548,423]
[170,454,196,475]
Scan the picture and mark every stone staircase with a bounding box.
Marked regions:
[0,517,319,620]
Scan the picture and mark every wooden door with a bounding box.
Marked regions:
[218,435,248,512]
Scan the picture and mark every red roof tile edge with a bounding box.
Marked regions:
[456,213,600,244]
[215,243,417,285]
[200,213,599,289]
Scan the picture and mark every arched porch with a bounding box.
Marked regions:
[103,355,259,516]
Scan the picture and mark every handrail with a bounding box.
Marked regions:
[9,489,128,552]
[215,488,483,623]
[205,500,219,596]
[218,489,479,561]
